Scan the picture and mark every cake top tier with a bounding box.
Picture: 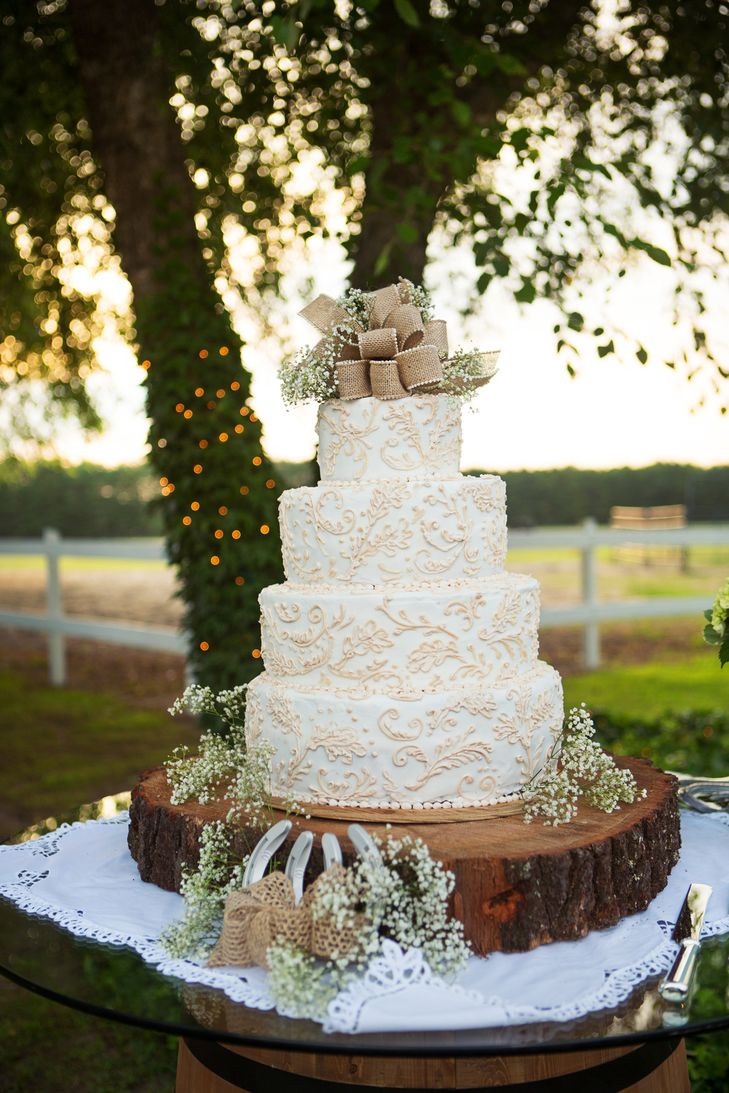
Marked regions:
[316,394,462,482]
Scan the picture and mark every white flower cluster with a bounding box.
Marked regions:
[440,348,492,402]
[165,683,276,826]
[279,346,339,406]
[524,704,646,826]
[710,578,729,637]
[162,820,247,961]
[311,834,470,978]
[266,942,341,1020]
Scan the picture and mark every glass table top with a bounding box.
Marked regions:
[2,794,729,1057]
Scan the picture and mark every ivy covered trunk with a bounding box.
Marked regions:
[70,0,281,688]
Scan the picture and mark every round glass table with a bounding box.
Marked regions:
[2,795,728,1092]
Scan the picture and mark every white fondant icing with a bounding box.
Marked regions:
[245,663,564,806]
[316,395,461,481]
[279,475,506,587]
[259,574,540,693]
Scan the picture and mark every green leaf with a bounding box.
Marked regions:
[394,0,419,27]
[396,221,418,244]
[632,239,672,267]
[704,624,720,644]
[704,609,714,622]
[720,635,729,667]
[636,347,648,365]
[514,280,536,304]
[597,341,615,358]
[567,312,584,332]
[566,362,576,378]
[451,100,471,128]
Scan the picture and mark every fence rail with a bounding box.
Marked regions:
[1,522,728,684]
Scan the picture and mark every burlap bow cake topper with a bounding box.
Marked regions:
[300,278,498,401]
[209,865,363,970]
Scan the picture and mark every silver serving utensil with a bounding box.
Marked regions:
[659,882,713,1003]
[285,830,314,903]
[242,819,292,887]
[322,832,343,870]
[348,823,382,863]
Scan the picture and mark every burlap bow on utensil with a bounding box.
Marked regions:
[208,865,364,969]
[299,278,497,401]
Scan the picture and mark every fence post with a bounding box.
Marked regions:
[581,517,600,670]
[44,528,66,686]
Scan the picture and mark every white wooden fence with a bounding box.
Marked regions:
[1,520,728,684]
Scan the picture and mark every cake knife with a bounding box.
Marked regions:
[322,832,343,870]
[348,823,383,864]
[659,882,713,1003]
[242,819,292,887]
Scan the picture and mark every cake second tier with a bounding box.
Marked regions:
[280,474,506,587]
[260,573,540,694]
[245,662,563,808]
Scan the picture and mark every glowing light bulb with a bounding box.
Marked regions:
[210,555,220,566]
[199,641,209,651]
[216,388,226,399]
[199,349,209,359]
[219,346,229,356]
[235,424,244,434]
[232,530,241,540]
[214,529,224,540]
[239,486,249,496]
[175,402,184,413]
[252,648,261,659]
[199,439,208,449]
[219,432,229,443]
[182,516,192,526]
[260,524,270,535]
[230,381,240,391]
[218,506,228,516]
[193,464,203,474]
[183,409,193,419]
[265,479,276,489]
[191,501,200,511]
[194,386,204,397]
[252,456,262,466]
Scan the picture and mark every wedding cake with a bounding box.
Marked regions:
[245,392,564,809]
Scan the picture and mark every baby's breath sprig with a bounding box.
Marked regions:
[267,942,344,1019]
[439,348,497,402]
[162,821,247,961]
[523,704,646,826]
[165,683,278,827]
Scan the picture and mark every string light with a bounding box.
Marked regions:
[235,576,245,586]
[235,424,244,434]
[199,641,209,651]
[252,456,262,466]
[239,407,250,417]
[198,439,208,449]
[157,439,167,448]
[141,359,151,370]
[193,464,203,474]
[210,555,220,566]
[191,501,200,511]
[214,529,224,540]
[182,515,192,526]
[199,349,209,359]
[230,381,240,391]
[220,347,229,356]
[249,413,258,423]
[216,388,226,398]
[183,409,193,419]
[218,506,228,516]
[160,477,169,486]
[206,401,216,410]
[219,432,229,442]
[260,524,270,535]
[232,530,241,540]
[239,486,250,496]
[265,479,276,489]
[194,386,204,397]
[175,402,184,413]
[252,648,262,659]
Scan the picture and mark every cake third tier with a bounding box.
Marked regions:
[260,573,540,693]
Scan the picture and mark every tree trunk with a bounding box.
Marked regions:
[69,0,282,690]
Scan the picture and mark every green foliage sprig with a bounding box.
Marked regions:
[704,579,729,667]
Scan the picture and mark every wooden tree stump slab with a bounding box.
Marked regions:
[128,758,680,956]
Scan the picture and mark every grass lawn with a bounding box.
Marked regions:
[0,669,198,839]
[564,654,728,719]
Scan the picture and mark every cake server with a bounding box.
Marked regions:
[348,823,382,864]
[285,830,314,903]
[322,832,343,870]
[242,819,292,887]
[659,882,713,1003]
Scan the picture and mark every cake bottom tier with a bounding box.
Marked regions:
[245,662,564,808]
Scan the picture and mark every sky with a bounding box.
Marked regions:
[61,238,729,473]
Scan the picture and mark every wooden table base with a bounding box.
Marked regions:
[175,1036,690,1092]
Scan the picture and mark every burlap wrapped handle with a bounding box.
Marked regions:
[208,865,364,970]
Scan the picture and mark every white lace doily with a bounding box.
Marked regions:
[1,811,728,1035]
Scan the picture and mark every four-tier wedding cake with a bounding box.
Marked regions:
[245,392,564,809]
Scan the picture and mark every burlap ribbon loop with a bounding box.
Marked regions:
[208,865,364,970]
[300,278,497,401]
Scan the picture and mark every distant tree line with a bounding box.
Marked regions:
[0,460,727,539]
